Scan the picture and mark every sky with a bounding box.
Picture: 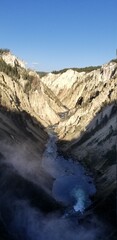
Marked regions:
[0,0,117,71]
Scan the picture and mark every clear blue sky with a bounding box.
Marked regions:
[0,0,117,71]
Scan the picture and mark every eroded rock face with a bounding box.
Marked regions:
[0,71,66,127]
[41,62,117,109]
[41,62,116,144]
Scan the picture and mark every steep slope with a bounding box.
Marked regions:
[0,107,63,239]
[55,62,117,140]
[0,56,66,127]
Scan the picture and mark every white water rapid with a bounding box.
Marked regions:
[42,133,96,214]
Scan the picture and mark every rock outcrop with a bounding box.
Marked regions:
[0,50,26,68]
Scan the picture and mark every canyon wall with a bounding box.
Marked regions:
[0,52,116,225]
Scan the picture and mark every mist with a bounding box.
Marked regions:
[0,136,111,239]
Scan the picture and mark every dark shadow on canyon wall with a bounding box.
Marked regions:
[0,105,47,140]
[57,101,117,229]
[0,104,116,240]
[0,107,63,239]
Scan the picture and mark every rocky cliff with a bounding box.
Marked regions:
[0,68,66,127]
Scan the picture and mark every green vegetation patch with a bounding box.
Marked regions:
[0,48,10,54]
[110,58,117,63]
[36,71,48,78]
[52,66,101,74]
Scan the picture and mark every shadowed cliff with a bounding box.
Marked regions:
[0,107,63,239]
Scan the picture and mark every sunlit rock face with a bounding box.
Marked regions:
[41,62,117,110]
[0,73,65,127]
[41,62,117,143]
[1,51,26,68]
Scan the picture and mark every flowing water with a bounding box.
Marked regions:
[0,133,110,239]
[42,133,96,214]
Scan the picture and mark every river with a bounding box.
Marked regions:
[0,133,109,240]
[42,133,96,214]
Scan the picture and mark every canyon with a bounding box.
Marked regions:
[0,50,116,239]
